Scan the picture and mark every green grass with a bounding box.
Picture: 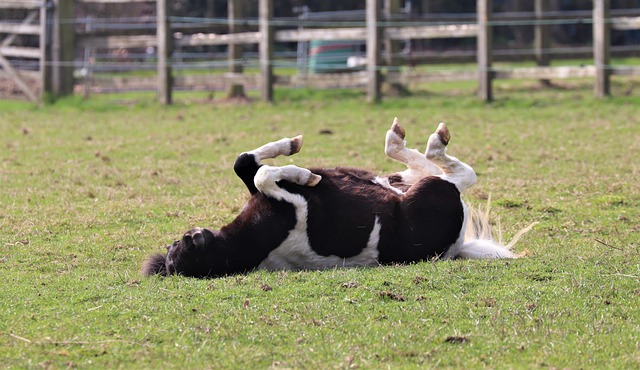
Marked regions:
[1,78,639,368]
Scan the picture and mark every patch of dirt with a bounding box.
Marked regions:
[378,291,405,302]
[0,76,40,100]
[444,336,469,344]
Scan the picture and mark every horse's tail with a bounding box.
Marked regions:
[455,196,537,259]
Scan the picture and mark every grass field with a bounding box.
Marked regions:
[1,78,639,369]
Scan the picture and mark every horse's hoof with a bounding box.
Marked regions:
[290,135,303,155]
[436,122,450,145]
[391,117,406,140]
[306,173,322,187]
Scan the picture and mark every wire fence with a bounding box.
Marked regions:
[19,15,635,71]
[1,1,640,102]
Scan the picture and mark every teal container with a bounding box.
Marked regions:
[309,40,356,73]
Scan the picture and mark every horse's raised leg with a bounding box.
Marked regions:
[384,118,443,186]
[249,136,304,161]
[425,123,477,193]
[234,136,305,194]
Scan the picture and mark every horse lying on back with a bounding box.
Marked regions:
[143,119,533,278]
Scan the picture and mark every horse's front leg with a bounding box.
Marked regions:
[233,135,304,194]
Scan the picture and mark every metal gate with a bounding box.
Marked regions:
[0,1,47,102]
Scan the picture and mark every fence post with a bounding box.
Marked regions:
[534,0,551,86]
[227,0,245,98]
[157,0,172,105]
[477,0,493,102]
[383,0,407,95]
[367,0,381,103]
[39,0,50,102]
[593,0,610,97]
[48,0,75,97]
[259,0,274,102]
[383,0,399,67]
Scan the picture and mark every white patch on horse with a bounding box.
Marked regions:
[256,167,382,270]
[372,176,405,195]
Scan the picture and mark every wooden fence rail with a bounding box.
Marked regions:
[1,0,639,103]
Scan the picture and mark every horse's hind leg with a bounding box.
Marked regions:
[234,136,304,194]
[425,123,477,193]
[384,118,443,184]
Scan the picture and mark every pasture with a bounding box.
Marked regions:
[1,79,639,368]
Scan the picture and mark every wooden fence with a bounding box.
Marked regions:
[1,0,640,104]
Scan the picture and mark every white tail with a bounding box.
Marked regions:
[456,196,537,259]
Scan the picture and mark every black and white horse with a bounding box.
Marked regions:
[143,119,532,278]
